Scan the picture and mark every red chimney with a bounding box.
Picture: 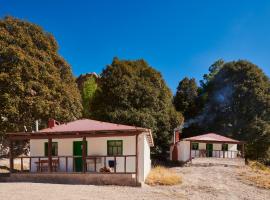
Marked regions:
[174,130,180,144]
[48,119,60,128]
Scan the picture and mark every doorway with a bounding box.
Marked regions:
[206,143,213,157]
[73,141,87,172]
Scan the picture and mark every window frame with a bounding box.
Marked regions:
[44,142,58,156]
[191,142,199,150]
[107,140,123,156]
[222,144,228,151]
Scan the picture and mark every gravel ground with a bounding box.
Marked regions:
[0,159,269,200]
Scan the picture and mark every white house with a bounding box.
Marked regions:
[7,119,154,186]
[170,132,244,162]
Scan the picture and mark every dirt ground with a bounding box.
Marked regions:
[0,159,269,200]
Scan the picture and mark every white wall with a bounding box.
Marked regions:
[190,142,238,158]
[30,133,152,182]
[177,141,190,162]
[172,141,239,161]
[138,133,151,182]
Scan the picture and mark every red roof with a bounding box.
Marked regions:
[39,119,154,146]
[183,133,241,144]
[40,119,146,133]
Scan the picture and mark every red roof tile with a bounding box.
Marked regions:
[38,119,154,147]
[40,119,146,133]
[183,133,240,143]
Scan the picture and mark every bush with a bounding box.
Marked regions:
[145,166,182,186]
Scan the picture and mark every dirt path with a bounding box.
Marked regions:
[175,165,269,200]
[0,165,269,200]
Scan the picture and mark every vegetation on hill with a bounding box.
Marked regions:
[76,73,99,118]
[175,60,270,163]
[0,16,269,163]
[173,77,198,119]
[90,58,182,156]
[0,17,82,138]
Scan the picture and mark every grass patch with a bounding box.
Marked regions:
[239,161,270,189]
[145,166,182,186]
[248,161,270,173]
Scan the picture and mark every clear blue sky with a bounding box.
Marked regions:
[1,0,270,92]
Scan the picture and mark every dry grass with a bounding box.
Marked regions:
[248,161,270,173]
[239,161,270,189]
[145,166,182,186]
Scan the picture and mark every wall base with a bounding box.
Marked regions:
[0,173,140,186]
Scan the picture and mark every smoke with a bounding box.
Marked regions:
[184,84,234,128]
[213,84,233,109]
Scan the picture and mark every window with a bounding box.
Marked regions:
[191,143,199,150]
[222,144,228,151]
[44,142,58,156]
[107,140,123,156]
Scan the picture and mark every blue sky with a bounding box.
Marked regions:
[1,0,270,92]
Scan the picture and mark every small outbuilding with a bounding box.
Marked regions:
[170,132,244,162]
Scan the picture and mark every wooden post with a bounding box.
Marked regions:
[48,138,52,172]
[38,157,41,172]
[135,134,139,185]
[9,140,14,173]
[94,157,97,172]
[189,141,192,161]
[65,157,68,172]
[73,156,75,172]
[241,143,245,158]
[82,136,86,173]
[29,157,32,172]
[114,156,116,173]
[21,157,23,172]
[124,156,126,173]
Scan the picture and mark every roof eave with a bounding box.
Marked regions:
[183,139,242,144]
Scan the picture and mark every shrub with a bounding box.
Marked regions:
[145,166,182,186]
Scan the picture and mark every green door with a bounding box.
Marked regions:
[206,144,213,157]
[73,141,87,172]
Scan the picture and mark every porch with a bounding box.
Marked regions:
[8,155,137,174]
[184,133,245,161]
[6,131,142,185]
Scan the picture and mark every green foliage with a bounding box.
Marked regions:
[208,60,270,161]
[92,58,182,156]
[200,59,225,90]
[182,60,270,162]
[77,75,98,117]
[173,77,198,119]
[0,16,82,135]
[82,77,98,117]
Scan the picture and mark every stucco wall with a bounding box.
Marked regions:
[173,141,239,161]
[191,142,238,158]
[139,134,151,181]
[30,133,151,182]
[177,141,190,162]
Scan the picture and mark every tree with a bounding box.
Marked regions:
[0,17,82,138]
[200,60,270,161]
[173,77,198,119]
[76,73,99,117]
[200,59,225,90]
[92,58,182,156]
